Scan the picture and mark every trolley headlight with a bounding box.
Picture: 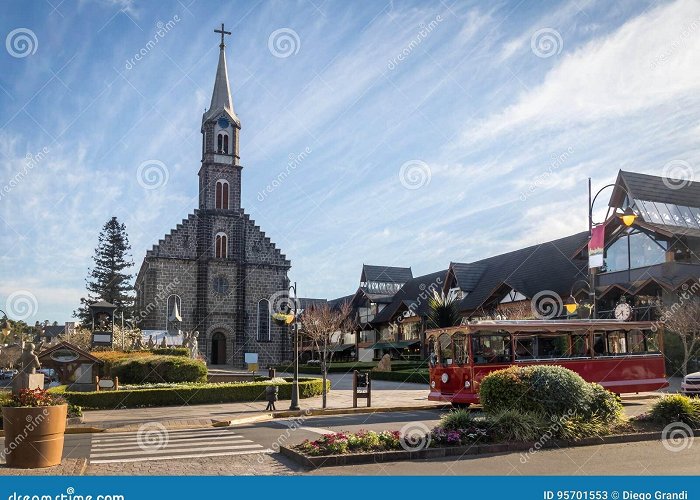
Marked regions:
[441,373,449,383]
[464,380,471,388]
[431,380,436,388]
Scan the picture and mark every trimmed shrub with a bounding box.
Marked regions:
[110,355,207,384]
[369,370,429,384]
[50,378,330,410]
[438,409,475,431]
[558,414,610,440]
[585,383,623,422]
[649,394,700,427]
[487,409,549,442]
[480,365,622,423]
[150,347,190,357]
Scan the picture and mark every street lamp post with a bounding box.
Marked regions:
[288,281,300,411]
[587,178,637,318]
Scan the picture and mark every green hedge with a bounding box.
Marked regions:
[369,370,429,384]
[50,378,329,410]
[111,355,207,384]
[277,361,427,374]
[149,347,190,357]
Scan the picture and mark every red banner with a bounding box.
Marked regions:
[589,225,605,268]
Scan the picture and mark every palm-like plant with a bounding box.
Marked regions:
[427,290,461,328]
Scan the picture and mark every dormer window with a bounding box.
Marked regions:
[215,180,229,209]
[215,232,227,258]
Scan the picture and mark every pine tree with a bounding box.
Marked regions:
[74,217,135,325]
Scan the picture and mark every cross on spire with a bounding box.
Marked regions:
[214,23,231,49]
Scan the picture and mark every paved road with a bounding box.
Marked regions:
[309,439,699,475]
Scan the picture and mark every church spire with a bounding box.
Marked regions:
[203,23,239,125]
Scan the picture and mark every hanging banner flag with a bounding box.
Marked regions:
[589,225,605,268]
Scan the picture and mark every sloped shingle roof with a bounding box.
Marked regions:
[361,265,413,284]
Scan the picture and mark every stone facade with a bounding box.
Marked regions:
[134,39,291,368]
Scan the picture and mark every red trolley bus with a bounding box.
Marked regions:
[427,320,668,405]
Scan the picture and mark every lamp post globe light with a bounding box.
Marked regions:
[587,179,638,318]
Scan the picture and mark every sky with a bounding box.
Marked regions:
[0,0,699,324]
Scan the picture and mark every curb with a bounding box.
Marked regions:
[272,404,450,418]
[280,428,699,469]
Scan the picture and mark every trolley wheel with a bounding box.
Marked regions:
[451,402,471,409]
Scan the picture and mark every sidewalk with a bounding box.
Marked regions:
[77,372,444,432]
[75,373,679,433]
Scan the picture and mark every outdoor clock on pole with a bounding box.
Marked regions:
[614,300,632,321]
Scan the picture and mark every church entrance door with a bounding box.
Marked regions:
[211,332,227,365]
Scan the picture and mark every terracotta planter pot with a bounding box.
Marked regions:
[2,404,67,468]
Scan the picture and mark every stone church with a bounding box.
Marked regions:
[135,27,291,367]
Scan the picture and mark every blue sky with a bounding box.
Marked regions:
[0,0,698,323]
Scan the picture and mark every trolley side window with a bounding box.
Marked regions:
[537,335,569,358]
[453,332,468,365]
[471,334,511,364]
[627,329,645,353]
[570,334,590,357]
[514,336,535,360]
[645,329,661,352]
[439,332,453,366]
[428,336,438,367]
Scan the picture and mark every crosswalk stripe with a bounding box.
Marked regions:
[92,431,244,444]
[90,448,274,464]
[91,443,263,458]
[88,427,271,464]
[91,438,253,452]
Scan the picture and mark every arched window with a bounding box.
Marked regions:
[257,299,271,341]
[215,232,227,258]
[166,295,182,331]
[217,133,223,153]
[223,134,229,154]
[215,180,229,209]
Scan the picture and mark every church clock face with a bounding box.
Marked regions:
[213,275,229,295]
[217,117,230,129]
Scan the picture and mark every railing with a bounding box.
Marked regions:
[596,305,659,321]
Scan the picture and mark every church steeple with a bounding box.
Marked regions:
[199,23,242,212]
[202,23,240,126]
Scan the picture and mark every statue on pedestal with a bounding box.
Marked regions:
[13,343,44,394]
[147,335,155,349]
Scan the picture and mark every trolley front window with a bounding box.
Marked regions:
[472,333,511,364]
[439,332,453,366]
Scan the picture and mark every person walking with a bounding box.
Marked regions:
[265,383,278,411]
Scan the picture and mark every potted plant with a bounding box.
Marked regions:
[1,388,68,468]
[272,312,295,326]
